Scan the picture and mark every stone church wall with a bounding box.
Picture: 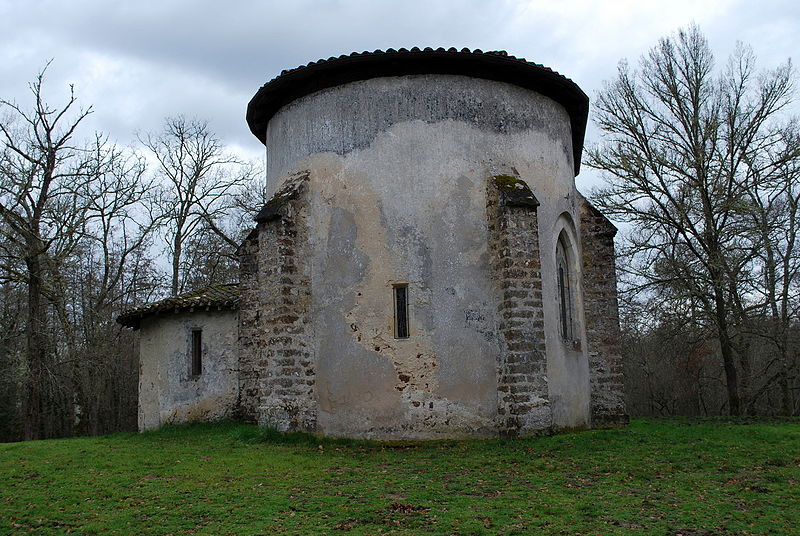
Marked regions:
[238,175,317,431]
[233,67,621,438]
[249,75,588,438]
[579,197,628,425]
[236,230,260,422]
[487,176,552,435]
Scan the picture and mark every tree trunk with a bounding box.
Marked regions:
[172,229,182,296]
[23,252,45,441]
[715,296,741,416]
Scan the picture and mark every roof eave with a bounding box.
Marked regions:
[246,48,588,175]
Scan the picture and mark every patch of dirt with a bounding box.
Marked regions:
[670,529,732,536]
[332,519,356,531]
[389,502,430,514]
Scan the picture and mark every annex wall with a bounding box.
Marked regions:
[138,310,238,431]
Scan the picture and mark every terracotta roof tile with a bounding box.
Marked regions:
[116,283,239,329]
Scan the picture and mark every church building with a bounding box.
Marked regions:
[118,47,627,439]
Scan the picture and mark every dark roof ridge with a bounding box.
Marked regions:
[246,47,588,175]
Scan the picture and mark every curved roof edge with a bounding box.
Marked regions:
[246,47,589,175]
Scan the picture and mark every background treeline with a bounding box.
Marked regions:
[2,26,799,442]
[0,64,265,441]
[590,26,800,417]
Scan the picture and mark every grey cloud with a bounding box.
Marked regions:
[1,0,798,169]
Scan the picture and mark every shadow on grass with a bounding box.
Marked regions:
[126,416,800,458]
[232,423,375,448]
[134,421,502,453]
[132,421,395,451]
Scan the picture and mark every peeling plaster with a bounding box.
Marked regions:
[244,73,601,437]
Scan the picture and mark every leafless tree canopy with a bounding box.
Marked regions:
[0,66,261,441]
[140,116,255,296]
[589,26,800,416]
[0,64,161,439]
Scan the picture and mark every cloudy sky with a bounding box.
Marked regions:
[1,0,798,191]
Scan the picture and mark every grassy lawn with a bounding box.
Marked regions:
[0,419,798,535]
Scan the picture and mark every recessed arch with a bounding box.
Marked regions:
[556,231,574,341]
[554,213,580,344]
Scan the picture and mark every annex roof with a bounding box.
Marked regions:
[116,283,239,329]
[246,47,589,175]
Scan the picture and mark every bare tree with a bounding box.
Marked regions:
[64,140,163,434]
[0,64,161,440]
[0,64,100,439]
[140,117,254,295]
[739,123,800,414]
[588,26,800,415]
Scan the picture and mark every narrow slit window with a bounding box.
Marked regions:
[191,329,202,376]
[558,265,572,340]
[393,284,409,339]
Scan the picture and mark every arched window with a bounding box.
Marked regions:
[556,232,574,341]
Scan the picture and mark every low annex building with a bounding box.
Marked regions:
[119,47,627,439]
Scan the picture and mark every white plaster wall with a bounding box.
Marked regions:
[544,212,591,428]
[137,311,239,431]
[264,74,590,435]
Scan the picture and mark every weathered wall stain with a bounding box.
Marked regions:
[240,74,598,438]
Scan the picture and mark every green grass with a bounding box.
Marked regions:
[1,419,798,535]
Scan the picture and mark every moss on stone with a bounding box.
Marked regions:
[493,174,529,191]
[493,174,539,208]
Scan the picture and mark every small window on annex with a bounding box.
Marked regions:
[556,232,574,342]
[393,284,409,339]
[190,329,202,377]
